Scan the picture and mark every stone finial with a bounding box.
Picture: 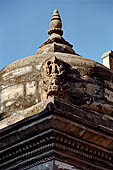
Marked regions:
[37,9,75,54]
[48,9,63,36]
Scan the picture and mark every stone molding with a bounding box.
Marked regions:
[0,98,113,169]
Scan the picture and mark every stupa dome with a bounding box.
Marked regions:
[0,10,113,129]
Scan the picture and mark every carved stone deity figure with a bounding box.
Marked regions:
[39,56,68,100]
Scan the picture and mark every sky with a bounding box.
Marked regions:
[0,0,113,70]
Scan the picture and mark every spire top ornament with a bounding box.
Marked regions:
[37,9,75,54]
[48,9,63,36]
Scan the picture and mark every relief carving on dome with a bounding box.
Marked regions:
[39,56,68,100]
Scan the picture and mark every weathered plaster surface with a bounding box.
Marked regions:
[0,52,113,127]
[55,160,80,170]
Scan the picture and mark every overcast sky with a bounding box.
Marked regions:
[0,0,113,70]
